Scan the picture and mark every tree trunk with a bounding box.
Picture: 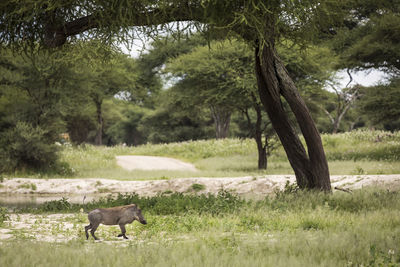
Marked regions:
[242,105,267,170]
[256,136,267,169]
[254,102,267,169]
[332,119,340,134]
[255,43,331,191]
[210,105,231,139]
[94,99,103,146]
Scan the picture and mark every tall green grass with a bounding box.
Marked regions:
[7,130,400,179]
[1,230,399,267]
[2,189,400,266]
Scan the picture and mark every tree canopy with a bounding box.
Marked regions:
[330,0,400,74]
[1,0,342,49]
[0,0,357,190]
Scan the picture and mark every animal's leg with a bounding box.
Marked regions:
[84,224,92,240]
[118,224,128,239]
[90,223,100,240]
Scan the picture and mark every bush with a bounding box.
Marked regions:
[39,197,72,212]
[0,122,59,172]
[0,207,10,226]
[23,189,245,215]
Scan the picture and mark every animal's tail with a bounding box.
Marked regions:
[81,195,89,213]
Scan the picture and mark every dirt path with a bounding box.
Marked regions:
[1,175,400,198]
[1,156,400,199]
[116,155,197,171]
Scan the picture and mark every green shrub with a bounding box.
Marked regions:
[0,122,59,172]
[39,197,72,212]
[190,183,206,192]
[17,183,37,190]
[22,189,244,215]
[322,130,400,161]
[19,188,400,216]
[0,207,10,226]
[265,188,400,213]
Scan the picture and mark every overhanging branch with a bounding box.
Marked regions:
[45,6,205,47]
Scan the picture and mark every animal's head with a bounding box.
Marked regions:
[131,205,147,225]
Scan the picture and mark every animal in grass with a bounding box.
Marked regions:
[85,204,147,240]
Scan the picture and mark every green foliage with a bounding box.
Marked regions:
[0,122,59,172]
[129,138,255,161]
[15,131,396,178]
[321,130,400,161]
[21,187,400,216]
[3,188,400,266]
[330,0,400,73]
[0,0,342,50]
[17,183,37,191]
[358,79,400,130]
[166,39,255,109]
[0,207,9,226]
[0,47,69,139]
[24,189,244,216]
[190,183,206,192]
[270,188,400,213]
[38,197,71,213]
[102,99,151,146]
[139,90,214,144]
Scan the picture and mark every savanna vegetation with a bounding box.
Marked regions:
[1,188,400,266]
[1,0,399,190]
[2,130,399,179]
[0,1,400,266]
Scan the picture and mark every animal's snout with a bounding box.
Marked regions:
[140,219,147,225]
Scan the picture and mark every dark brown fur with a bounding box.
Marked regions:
[84,204,147,240]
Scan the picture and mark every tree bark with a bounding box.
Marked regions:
[254,102,267,169]
[255,43,331,191]
[94,99,103,146]
[242,106,267,170]
[210,105,231,139]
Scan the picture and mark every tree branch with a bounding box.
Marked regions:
[45,5,204,47]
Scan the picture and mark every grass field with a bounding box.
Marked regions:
[2,130,400,266]
[8,129,399,179]
[1,189,400,266]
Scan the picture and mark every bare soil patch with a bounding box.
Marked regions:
[116,155,197,171]
[1,175,400,198]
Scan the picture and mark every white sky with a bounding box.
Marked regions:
[336,69,389,88]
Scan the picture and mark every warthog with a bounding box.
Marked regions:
[85,204,147,240]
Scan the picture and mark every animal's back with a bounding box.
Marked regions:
[88,205,134,225]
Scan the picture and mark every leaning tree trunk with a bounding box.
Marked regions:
[255,43,331,191]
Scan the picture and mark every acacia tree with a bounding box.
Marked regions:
[322,83,360,134]
[166,40,276,168]
[1,0,345,190]
[166,41,248,139]
[358,78,400,130]
[66,41,141,145]
[324,1,400,132]
[330,0,400,75]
